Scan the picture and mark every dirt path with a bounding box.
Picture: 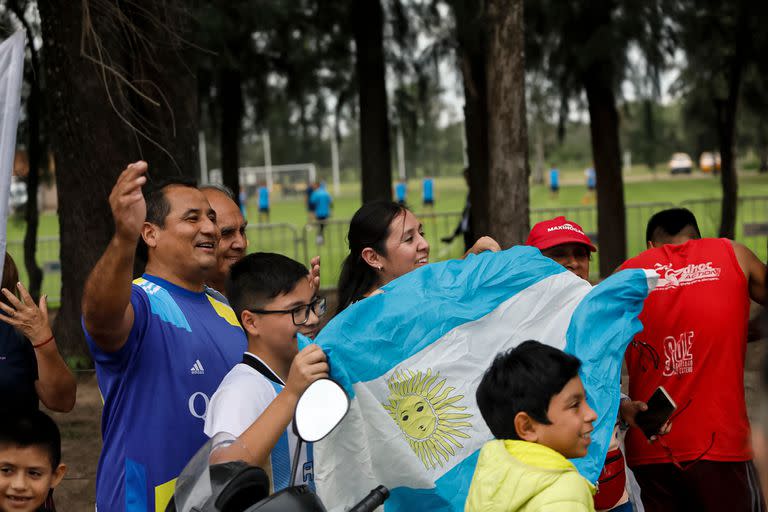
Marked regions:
[45,371,101,510]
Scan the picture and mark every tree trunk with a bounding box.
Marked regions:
[219,67,243,205]
[643,99,656,172]
[533,120,545,185]
[485,0,529,247]
[39,1,199,360]
[716,9,746,239]
[583,69,626,276]
[353,0,393,203]
[715,84,742,239]
[452,0,490,242]
[758,120,768,173]
[8,2,43,300]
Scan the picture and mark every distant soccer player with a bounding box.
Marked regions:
[549,164,560,199]
[257,182,270,223]
[585,165,596,192]
[310,182,333,245]
[238,186,248,219]
[394,178,407,206]
[422,176,435,210]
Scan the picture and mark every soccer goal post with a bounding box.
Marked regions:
[208,163,317,197]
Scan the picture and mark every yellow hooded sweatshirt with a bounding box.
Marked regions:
[465,440,596,512]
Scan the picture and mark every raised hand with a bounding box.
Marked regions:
[308,255,321,290]
[465,236,502,257]
[0,282,53,344]
[109,161,148,242]
[285,344,329,398]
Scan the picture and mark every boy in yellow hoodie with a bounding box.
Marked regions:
[466,341,598,512]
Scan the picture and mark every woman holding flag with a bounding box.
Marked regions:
[336,200,499,314]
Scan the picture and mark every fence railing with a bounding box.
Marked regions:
[9,196,768,295]
[246,222,307,263]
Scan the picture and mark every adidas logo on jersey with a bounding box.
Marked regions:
[190,360,205,375]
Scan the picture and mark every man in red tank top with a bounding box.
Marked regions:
[619,208,767,511]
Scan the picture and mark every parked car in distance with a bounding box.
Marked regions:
[669,152,693,174]
[699,152,721,173]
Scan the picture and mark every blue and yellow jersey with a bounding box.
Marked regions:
[85,274,246,512]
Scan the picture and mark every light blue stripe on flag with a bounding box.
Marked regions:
[386,450,480,511]
[565,267,656,482]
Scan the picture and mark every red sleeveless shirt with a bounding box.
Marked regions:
[620,238,751,466]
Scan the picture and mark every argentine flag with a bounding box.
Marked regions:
[309,247,656,511]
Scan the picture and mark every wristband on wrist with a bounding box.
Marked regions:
[33,335,55,349]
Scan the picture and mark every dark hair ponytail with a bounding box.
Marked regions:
[336,200,406,314]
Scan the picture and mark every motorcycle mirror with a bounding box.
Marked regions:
[294,378,349,443]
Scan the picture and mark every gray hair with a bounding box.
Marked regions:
[200,183,235,201]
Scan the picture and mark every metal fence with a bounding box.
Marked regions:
[8,196,768,296]
[246,222,306,262]
[679,196,768,261]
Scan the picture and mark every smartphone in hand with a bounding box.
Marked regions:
[635,386,676,439]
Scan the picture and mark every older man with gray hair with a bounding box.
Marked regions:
[200,184,321,304]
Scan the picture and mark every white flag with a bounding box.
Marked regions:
[0,31,26,279]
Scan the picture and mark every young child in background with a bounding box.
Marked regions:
[466,341,597,512]
[0,409,67,512]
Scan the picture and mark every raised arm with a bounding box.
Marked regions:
[82,162,148,352]
[210,345,328,467]
[0,283,76,412]
[732,241,766,305]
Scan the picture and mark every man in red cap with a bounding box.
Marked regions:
[526,216,596,281]
[527,216,642,511]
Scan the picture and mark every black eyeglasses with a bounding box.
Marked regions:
[248,296,327,326]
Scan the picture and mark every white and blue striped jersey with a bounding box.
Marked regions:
[204,353,314,492]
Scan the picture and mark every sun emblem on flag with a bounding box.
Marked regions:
[382,368,472,469]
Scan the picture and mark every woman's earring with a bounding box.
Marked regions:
[378,266,383,271]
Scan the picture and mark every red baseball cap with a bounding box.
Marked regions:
[526,216,597,252]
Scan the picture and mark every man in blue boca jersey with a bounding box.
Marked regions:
[81,161,248,512]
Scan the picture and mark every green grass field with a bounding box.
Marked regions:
[8,169,768,298]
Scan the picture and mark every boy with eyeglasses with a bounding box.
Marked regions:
[203,252,329,493]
